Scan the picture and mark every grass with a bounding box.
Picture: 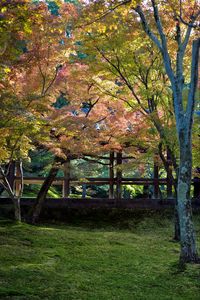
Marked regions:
[0,210,200,300]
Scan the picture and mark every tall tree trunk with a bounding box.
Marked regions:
[0,161,22,222]
[14,160,23,222]
[13,197,21,222]
[174,38,199,259]
[177,137,199,263]
[158,144,180,241]
[31,158,62,224]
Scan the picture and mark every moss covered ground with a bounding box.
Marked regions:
[0,210,200,300]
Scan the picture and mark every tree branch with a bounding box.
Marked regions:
[150,0,175,84]
[134,5,163,52]
[82,157,110,166]
[0,165,14,199]
[95,46,149,114]
[82,0,131,27]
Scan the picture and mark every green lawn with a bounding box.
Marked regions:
[0,211,200,300]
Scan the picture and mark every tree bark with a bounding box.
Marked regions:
[31,157,63,223]
[13,197,21,222]
[177,136,199,262]
[0,161,22,222]
[166,149,180,241]
[175,38,199,262]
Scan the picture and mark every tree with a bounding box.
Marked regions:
[79,0,200,262]
[134,0,200,264]
[0,0,77,221]
[0,0,48,222]
[30,67,147,222]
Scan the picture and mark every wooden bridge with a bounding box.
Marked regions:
[0,151,199,209]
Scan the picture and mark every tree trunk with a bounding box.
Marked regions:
[0,161,22,222]
[166,149,180,241]
[31,158,61,224]
[158,144,180,240]
[13,197,21,222]
[177,139,199,263]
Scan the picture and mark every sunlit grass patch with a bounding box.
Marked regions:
[0,213,199,300]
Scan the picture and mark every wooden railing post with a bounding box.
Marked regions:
[62,159,70,198]
[109,151,114,199]
[116,151,122,201]
[167,148,173,199]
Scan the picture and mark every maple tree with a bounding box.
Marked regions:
[134,0,200,264]
[0,0,47,221]
[0,0,78,221]
[78,0,200,263]
[30,59,149,222]
[0,0,35,77]
[0,0,155,223]
[0,0,133,223]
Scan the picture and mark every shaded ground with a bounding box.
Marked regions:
[0,211,200,300]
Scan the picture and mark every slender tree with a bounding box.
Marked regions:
[134,0,199,263]
[80,0,200,262]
